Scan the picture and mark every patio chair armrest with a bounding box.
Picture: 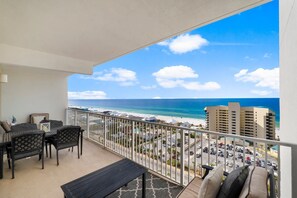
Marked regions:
[202,165,213,179]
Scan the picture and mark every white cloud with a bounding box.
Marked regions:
[169,34,208,54]
[68,91,107,99]
[153,65,220,91]
[82,68,137,86]
[234,67,279,90]
[263,53,272,58]
[153,65,198,79]
[181,82,221,91]
[153,96,161,99]
[234,69,248,78]
[157,40,170,46]
[141,85,157,90]
[157,34,208,54]
[251,90,272,96]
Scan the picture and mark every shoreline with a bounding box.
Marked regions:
[73,106,206,126]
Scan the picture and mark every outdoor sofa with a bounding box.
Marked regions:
[178,165,275,198]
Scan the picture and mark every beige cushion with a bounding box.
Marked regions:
[249,167,268,198]
[33,116,45,124]
[1,121,11,132]
[30,113,49,123]
[198,165,224,198]
[239,167,268,198]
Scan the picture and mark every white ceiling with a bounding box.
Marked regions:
[0,0,270,74]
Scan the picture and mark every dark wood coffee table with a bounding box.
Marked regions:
[61,158,147,198]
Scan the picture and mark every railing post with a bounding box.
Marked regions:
[292,146,297,197]
[132,121,135,161]
[74,110,78,126]
[65,108,69,125]
[104,116,107,148]
[180,129,185,186]
[86,113,90,139]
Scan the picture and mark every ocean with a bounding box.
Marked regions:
[69,98,280,126]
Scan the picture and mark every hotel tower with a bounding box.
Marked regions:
[204,102,276,140]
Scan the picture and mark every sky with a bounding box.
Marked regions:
[68,0,279,100]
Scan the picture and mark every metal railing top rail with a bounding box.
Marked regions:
[67,107,297,148]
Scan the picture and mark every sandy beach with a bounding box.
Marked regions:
[80,106,206,127]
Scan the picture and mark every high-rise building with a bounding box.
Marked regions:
[204,102,276,140]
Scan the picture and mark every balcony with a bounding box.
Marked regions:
[61,108,296,197]
[0,107,296,197]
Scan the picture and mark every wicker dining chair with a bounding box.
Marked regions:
[48,126,81,166]
[40,119,63,157]
[8,130,45,179]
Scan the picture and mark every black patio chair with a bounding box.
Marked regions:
[40,119,63,157]
[8,130,45,179]
[48,126,81,166]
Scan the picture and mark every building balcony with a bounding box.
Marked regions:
[0,107,296,197]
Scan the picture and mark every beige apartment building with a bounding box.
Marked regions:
[205,102,275,140]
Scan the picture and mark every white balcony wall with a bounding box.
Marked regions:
[280,1,297,197]
[0,65,68,125]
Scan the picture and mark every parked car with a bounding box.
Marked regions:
[196,153,201,158]
[189,151,194,155]
[203,147,208,153]
[218,152,224,157]
[238,154,243,159]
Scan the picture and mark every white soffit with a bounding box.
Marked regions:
[0,0,270,74]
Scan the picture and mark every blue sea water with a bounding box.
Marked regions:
[69,98,280,126]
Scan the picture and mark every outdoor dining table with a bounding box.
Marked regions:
[0,126,84,179]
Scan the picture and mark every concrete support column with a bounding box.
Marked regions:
[280,1,297,197]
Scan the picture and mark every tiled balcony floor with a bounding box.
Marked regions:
[0,140,122,198]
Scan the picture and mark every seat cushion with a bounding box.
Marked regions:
[217,165,249,198]
[30,113,49,123]
[239,167,268,198]
[198,165,224,198]
[33,116,46,125]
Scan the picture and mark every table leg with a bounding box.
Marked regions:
[0,146,3,179]
[142,172,146,198]
[80,131,83,155]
